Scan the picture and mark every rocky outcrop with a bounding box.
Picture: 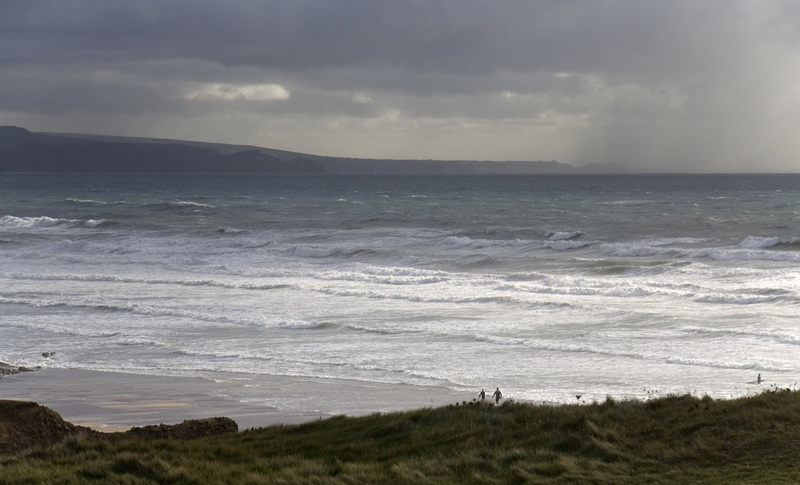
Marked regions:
[0,401,89,454]
[0,361,35,378]
[125,417,239,441]
[0,400,239,454]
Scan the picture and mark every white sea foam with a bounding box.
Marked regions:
[217,226,246,234]
[693,294,779,305]
[0,215,70,227]
[543,239,592,250]
[597,242,671,257]
[644,237,712,246]
[65,198,107,205]
[3,173,800,413]
[663,356,786,372]
[346,324,423,335]
[289,245,341,258]
[0,317,122,339]
[545,231,583,241]
[595,240,800,263]
[278,320,338,330]
[443,235,535,250]
[681,325,800,344]
[116,338,164,347]
[740,235,800,249]
[171,200,216,209]
[690,247,800,262]
[0,214,111,229]
[472,333,785,372]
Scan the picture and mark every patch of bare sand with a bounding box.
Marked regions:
[1,368,468,431]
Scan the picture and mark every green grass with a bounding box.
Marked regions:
[3,390,800,484]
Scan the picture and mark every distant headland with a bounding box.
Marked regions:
[0,126,627,175]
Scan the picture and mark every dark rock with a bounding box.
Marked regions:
[0,399,239,454]
[0,361,36,377]
[125,417,239,440]
[0,400,92,454]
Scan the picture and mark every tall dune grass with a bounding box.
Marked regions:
[3,389,800,483]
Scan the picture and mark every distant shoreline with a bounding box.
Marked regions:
[1,125,630,175]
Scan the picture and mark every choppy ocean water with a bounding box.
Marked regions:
[1,173,799,414]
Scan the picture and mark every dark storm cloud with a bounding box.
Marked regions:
[2,0,800,171]
[0,2,733,82]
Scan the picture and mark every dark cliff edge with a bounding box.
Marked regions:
[0,127,326,175]
[0,126,627,175]
[0,400,238,454]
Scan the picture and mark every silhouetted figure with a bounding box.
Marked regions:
[492,387,502,404]
[757,373,762,384]
[479,389,486,401]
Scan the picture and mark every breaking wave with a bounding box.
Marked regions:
[0,215,111,228]
[740,235,800,249]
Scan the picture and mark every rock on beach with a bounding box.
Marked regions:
[0,360,36,378]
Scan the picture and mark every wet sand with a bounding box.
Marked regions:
[0,369,468,430]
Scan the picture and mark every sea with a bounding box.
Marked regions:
[1,173,799,415]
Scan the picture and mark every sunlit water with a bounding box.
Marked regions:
[2,174,799,414]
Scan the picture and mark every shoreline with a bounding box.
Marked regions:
[0,367,469,431]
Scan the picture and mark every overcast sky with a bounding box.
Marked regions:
[2,1,800,172]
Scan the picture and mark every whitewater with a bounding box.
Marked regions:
[1,173,799,416]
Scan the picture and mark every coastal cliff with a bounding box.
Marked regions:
[0,126,624,175]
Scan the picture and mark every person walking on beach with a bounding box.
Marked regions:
[492,387,502,404]
[479,389,486,402]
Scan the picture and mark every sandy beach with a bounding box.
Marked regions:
[0,368,469,431]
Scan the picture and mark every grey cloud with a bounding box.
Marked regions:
[2,0,800,171]
[1,1,752,79]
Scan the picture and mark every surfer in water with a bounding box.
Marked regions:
[479,389,486,402]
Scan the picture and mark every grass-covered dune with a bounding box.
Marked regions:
[2,390,800,484]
